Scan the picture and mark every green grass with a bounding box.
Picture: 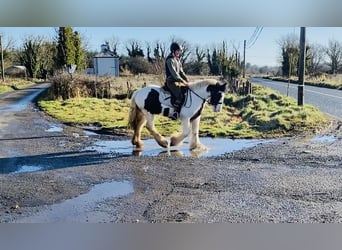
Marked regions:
[262,74,342,90]
[38,84,330,139]
[0,78,39,94]
[0,85,14,93]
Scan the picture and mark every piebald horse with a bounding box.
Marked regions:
[128,79,227,151]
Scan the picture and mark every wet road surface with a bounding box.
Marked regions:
[1,83,342,223]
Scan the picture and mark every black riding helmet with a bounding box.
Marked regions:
[170,42,182,53]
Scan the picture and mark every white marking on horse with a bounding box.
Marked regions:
[128,79,227,151]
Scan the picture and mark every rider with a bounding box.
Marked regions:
[165,42,189,119]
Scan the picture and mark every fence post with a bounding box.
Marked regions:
[108,81,112,99]
[247,80,252,94]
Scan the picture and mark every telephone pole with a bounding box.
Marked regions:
[0,34,5,82]
[297,27,306,106]
[243,39,246,78]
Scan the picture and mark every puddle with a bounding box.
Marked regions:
[83,130,98,136]
[311,135,337,143]
[0,88,47,112]
[45,125,63,132]
[11,165,44,174]
[15,180,134,223]
[84,137,272,157]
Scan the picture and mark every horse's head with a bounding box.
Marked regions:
[206,80,227,112]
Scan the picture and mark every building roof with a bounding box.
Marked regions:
[94,52,118,58]
[94,43,119,58]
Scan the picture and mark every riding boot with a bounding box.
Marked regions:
[170,101,181,120]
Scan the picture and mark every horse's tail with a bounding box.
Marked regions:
[128,90,140,130]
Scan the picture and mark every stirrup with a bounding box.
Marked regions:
[170,111,179,120]
[174,102,182,112]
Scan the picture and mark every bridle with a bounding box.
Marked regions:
[184,86,223,108]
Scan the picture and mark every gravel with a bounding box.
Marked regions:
[1,85,341,223]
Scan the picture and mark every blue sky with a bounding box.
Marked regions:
[1,27,341,67]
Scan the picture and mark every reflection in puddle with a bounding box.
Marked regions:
[12,165,43,174]
[85,137,272,157]
[15,180,133,223]
[83,130,98,136]
[311,135,337,143]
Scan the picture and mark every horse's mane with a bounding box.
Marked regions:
[189,78,219,89]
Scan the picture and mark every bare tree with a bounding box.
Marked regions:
[144,41,166,75]
[325,39,342,74]
[145,41,153,63]
[195,46,206,61]
[169,36,191,64]
[307,43,325,75]
[0,34,16,69]
[187,45,206,75]
[106,36,120,56]
[277,34,299,77]
[152,41,167,59]
[155,41,167,59]
[126,39,144,57]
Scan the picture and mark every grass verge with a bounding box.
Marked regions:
[38,84,329,139]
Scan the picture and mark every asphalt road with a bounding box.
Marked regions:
[250,77,342,120]
[0,82,341,223]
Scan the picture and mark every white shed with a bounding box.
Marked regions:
[93,44,119,77]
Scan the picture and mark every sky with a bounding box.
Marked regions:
[1,27,341,67]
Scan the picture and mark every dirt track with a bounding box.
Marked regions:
[0,84,342,223]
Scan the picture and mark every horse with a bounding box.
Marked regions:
[128,78,227,151]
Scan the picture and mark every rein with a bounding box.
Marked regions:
[165,82,224,108]
[185,85,224,108]
[183,87,207,108]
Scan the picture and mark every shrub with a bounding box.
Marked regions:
[49,72,117,100]
[126,57,151,74]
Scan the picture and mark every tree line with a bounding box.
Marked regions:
[278,33,342,77]
[1,27,86,79]
[1,27,342,79]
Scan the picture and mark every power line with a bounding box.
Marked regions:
[247,27,263,49]
[243,27,263,72]
[247,27,260,46]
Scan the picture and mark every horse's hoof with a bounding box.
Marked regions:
[135,141,144,149]
[170,137,182,147]
[132,149,142,156]
[158,140,169,148]
[190,143,207,151]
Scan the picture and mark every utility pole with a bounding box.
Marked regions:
[0,34,5,82]
[297,27,306,106]
[243,39,246,78]
[287,52,291,96]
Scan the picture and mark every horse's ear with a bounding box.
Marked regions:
[219,76,226,82]
[221,82,227,92]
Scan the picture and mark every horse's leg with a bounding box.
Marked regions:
[189,116,207,151]
[131,108,146,149]
[145,113,168,148]
[170,118,190,147]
